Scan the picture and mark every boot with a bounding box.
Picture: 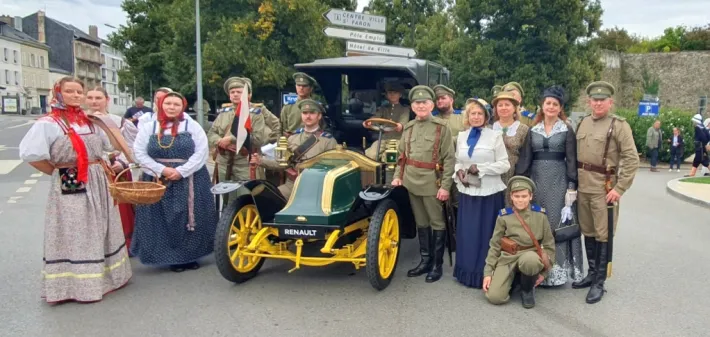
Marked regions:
[586,241,608,304]
[407,228,433,277]
[425,230,446,283]
[520,273,537,309]
[572,236,597,289]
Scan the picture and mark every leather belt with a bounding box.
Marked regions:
[533,151,566,161]
[405,158,442,171]
[577,161,616,174]
[217,147,249,157]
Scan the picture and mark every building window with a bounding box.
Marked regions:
[31,54,36,67]
[40,56,45,69]
[5,70,10,84]
[3,48,7,62]
[15,71,20,85]
[13,50,18,64]
[112,71,117,82]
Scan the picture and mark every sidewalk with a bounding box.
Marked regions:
[666,178,710,210]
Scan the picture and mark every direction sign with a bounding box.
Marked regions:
[638,100,660,117]
[323,27,385,44]
[323,9,387,33]
[347,41,416,58]
[282,93,298,105]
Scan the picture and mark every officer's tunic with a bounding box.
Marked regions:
[280,100,306,136]
[365,103,410,159]
[575,113,639,242]
[517,107,536,127]
[434,109,465,143]
[392,115,455,231]
[483,205,556,305]
[251,103,281,143]
[261,128,337,199]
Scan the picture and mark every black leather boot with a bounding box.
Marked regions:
[425,230,446,283]
[407,227,433,277]
[572,236,597,289]
[586,241,608,304]
[520,273,537,309]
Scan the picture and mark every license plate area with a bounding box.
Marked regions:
[276,224,329,240]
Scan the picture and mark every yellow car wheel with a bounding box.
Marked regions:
[366,199,401,291]
[214,195,266,283]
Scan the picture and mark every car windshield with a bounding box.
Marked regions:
[339,74,416,119]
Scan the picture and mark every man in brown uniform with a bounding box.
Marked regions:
[207,77,267,204]
[280,72,316,137]
[392,85,455,284]
[573,81,639,304]
[241,77,282,143]
[252,99,337,199]
[433,85,465,142]
[363,82,410,160]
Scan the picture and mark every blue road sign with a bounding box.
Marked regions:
[282,93,298,105]
[638,100,660,117]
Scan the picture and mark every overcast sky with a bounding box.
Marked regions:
[3,0,708,41]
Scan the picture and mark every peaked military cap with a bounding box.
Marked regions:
[384,82,404,93]
[502,81,524,97]
[508,175,536,193]
[491,85,503,96]
[586,81,615,99]
[433,84,455,98]
[491,90,520,108]
[293,72,316,86]
[223,76,247,94]
[408,85,435,102]
[241,77,253,92]
[297,98,324,113]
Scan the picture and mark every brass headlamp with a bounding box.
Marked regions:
[275,136,291,167]
[383,139,399,170]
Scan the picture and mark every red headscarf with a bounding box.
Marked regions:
[49,80,91,184]
[157,92,187,140]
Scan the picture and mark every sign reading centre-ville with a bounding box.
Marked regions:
[323,9,387,32]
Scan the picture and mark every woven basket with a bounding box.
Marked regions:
[108,166,166,205]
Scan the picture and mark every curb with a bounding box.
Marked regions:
[666,178,710,210]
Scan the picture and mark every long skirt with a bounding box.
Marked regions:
[117,170,135,251]
[453,191,506,289]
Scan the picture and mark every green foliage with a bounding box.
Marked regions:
[366,0,446,47]
[594,26,638,52]
[679,177,710,184]
[640,63,660,96]
[596,24,710,53]
[616,108,695,162]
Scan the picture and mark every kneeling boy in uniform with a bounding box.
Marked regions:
[482,176,555,308]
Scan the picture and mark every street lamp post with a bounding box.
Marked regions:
[195,0,205,127]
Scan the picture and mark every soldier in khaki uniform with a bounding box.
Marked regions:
[280,72,316,137]
[363,82,410,160]
[241,77,282,143]
[207,77,267,204]
[252,99,337,199]
[572,81,639,304]
[502,82,536,127]
[433,85,465,142]
[392,85,455,284]
[483,176,555,309]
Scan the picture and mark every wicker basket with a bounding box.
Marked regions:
[108,166,166,205]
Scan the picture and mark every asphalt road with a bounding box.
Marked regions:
[0,114,709,337]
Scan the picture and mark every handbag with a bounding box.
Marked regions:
[500,237,520,255]
[513,209,552,272]
[554,224,581,242]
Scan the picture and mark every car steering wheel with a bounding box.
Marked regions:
[363,117,399,133]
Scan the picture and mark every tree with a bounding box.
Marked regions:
[681,24,710,51]
[594,27,639,52]
[653,26,686,52]
[366,0,447,47]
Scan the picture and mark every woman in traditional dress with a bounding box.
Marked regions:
[515,85,583,287]
[19,77,132,304]
[491,90,529,206]
[452,98,510,289]
[131,91,218,272]
[85,86,139,252]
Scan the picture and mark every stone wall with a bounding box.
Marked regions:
[573,50,710,113]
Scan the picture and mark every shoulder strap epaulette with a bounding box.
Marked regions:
[611,114,626,121]
[498,207,513,216]
[320,131,333,138]
[249,107,262,114]
[531,204,546,213]
[294,128,304,134]
[431,109,440,116]
[404,119,417,129]
[453,109,462,115]
[431,117,448,126]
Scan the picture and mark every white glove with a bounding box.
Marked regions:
[565,189,577,207]
[560,206,573,223]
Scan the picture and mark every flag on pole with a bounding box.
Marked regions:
[232,89,252,152]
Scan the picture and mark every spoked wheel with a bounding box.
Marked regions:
[366,199,401,291]
[214,195,266,283]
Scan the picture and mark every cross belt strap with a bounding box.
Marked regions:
[398,125,443,180]
[513,209,552,272]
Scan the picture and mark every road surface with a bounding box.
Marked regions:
[0,115,708,337]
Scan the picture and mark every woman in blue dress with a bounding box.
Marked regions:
[131,91,218,272]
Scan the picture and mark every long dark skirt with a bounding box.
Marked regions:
[453,190,506,288]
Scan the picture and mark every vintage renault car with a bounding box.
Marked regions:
[211,56,455,291]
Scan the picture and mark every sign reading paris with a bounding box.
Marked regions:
[323,9,387,33]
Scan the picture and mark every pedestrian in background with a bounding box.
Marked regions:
[667,127,684,172]
[685,114,710,177]
[19,77,132,304]
[645,120,662,172]
[123,96,153,126]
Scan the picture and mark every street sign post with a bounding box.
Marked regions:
[282,93,298,105]
[346,41,416,58]
[638,100,660,117]
[323,9,386,33]
[323,27,385,44]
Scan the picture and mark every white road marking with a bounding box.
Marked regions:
[24,179,38,184]
[0,160,23,175]
[16,187,32,193]
[5,120,36,129]
[31,173,43,178]
[6,200,16,204]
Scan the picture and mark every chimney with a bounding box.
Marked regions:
[37,10,46,43]
[89,25,98,39]
[13,16,22,32]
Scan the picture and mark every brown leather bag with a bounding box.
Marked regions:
[500,237,520,255]
[513,209,552,272]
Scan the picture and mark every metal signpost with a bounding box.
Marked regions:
[346,41,416,58]
[323,27,385,44]
[323,9,387,32]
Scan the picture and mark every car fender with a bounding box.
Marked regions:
[358,185,416,239]
[218,179,287,223]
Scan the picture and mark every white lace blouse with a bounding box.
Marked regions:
[133,118,208,178]
[452,127,510,196]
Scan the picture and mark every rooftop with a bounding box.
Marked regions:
[0,21,49,50]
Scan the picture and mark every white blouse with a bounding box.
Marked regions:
[452,127,510,196]
[133,118,208,178]
[19,117,113,162]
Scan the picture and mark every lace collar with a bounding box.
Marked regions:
[492,120,521,136]
[531,119,568,138]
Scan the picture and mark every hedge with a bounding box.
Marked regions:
[615,108,696,163]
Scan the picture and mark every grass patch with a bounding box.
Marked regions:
[679,177,710,184]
